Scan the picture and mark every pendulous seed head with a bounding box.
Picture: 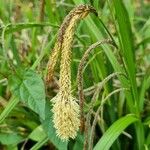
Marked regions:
[46,4,97,83]
[46,4,97,140]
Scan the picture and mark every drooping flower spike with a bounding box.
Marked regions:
[46,4,97,140]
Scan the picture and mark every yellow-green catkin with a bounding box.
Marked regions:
[47,5,97,140]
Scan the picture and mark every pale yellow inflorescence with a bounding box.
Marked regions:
[52,15,80,141]
[47,5,97,140]
[52,94,80,140]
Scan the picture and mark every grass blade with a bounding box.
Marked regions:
[94,114,138,150]
[112,0,138,108]
[30,137,49,150]
[0,97,19,124]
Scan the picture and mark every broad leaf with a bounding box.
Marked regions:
[9,69,45,119]
[0,133,23,145]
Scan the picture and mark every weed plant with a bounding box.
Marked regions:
[0,0,150,150]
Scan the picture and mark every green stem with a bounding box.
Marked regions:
[0,97,19,124]
[30,137,49,150]
[31,34,57,70]
[2,24,11,60]
[98,17,118,48]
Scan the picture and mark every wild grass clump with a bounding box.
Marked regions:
[0,1,150,150]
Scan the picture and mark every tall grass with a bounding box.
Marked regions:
[0,0,150,150]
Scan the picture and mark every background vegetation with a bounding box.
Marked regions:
[0,0,150,150]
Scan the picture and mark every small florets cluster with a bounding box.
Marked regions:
[47,4,97,141]
[51,94,80,140]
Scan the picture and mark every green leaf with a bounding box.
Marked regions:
[112,0,138,106]
[9,69,46,119]
[94,114,138,150]
[0,133,23,145]
[73,133,84,150]
[139,75,150,111]
[28,125,47,142]
[146,133,150,146]
[111,1,145,149]
[42,101,68,150]
[0,97,19,124]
